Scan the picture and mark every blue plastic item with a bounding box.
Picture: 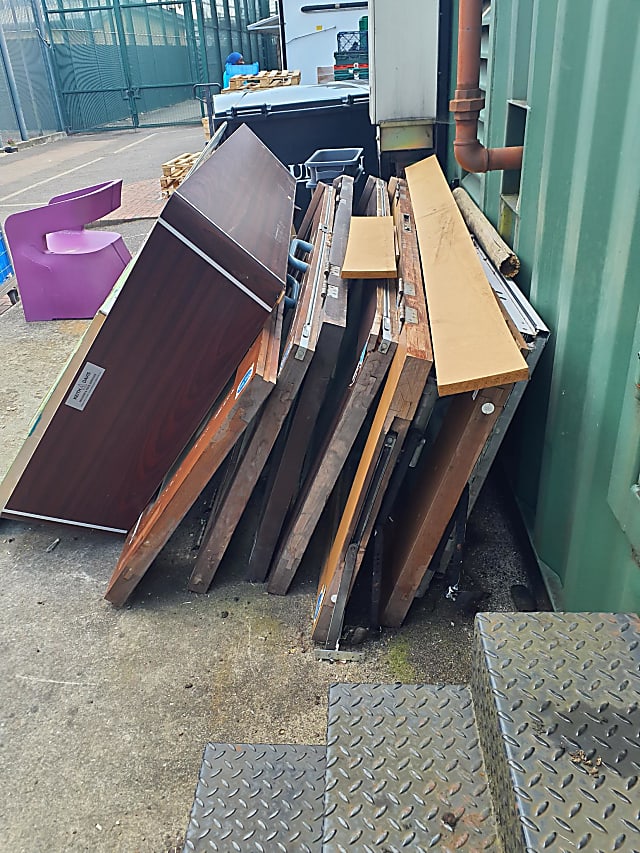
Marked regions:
[0,228,13,284]
[223,62,260,89]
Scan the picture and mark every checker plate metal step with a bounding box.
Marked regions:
[323,683,500,852]
[183,743,326,853]
[472,612,640,852]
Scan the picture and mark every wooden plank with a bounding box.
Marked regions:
[1,126,294,532]
[104,304,282,607]
[341,216,397,279]
[356,175,377,216]
[244,178,353,583]
[347,179,434,584]
[311,334,405,643]
[405,155,528,396]
[312,181,404,642]
[453,186,520,277]
[269,178,432,598]
[379,383,512,628]
[266,281,388,596]
[187,184,336,593]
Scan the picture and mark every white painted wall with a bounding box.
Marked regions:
[282,0,367,84]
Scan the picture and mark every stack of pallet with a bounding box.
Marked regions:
[0,145,548,649]
[159,152,200,197]
[222,69,301,93]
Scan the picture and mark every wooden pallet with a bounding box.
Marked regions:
[159,152,200,197]
[223,69,301,93]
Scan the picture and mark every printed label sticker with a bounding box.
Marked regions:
[65,362,105,411]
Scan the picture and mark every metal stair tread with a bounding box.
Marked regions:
[183,743,326,853]
[472,612,640,852]
[323,682,500,852]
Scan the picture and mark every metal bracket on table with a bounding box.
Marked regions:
[298,217,332,357]
[370,525,384,631]
[285,239,314,309]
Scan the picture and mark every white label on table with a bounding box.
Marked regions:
[65,362,105,411]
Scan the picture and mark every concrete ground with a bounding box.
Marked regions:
[0,132,542,852]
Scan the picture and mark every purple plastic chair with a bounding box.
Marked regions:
[4,180,131,322]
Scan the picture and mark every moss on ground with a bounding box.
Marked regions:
[385,635,418,682]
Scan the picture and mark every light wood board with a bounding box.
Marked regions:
[405,155,528,396]
[341,216,397,279]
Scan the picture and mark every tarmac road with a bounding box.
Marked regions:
[0,127,204,223]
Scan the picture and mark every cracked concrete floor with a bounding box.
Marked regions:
[0,466,537,853]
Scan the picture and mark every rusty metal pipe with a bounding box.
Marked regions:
[450,0,523,173]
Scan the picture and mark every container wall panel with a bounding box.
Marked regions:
[450,0,640,611]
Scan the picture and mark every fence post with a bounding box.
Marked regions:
[192,0,209,85]
[0,22,29,140]
[111,0,138,126]
[202,0,222,84]
[30,0,66,132]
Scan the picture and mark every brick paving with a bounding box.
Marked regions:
[102,177,165,221]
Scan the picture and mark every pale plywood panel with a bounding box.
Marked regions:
[341,216,397,279]
[405,156,528,396]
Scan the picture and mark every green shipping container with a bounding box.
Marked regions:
[448,0,640,612]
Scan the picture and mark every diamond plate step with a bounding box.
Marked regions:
[323,683,500,852]
[472,612,640,853]
[183,743,326,853]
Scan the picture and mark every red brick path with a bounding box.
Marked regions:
[102,178,165,221]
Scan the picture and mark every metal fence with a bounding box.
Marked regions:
[0,0,63,141]
[0,0,277,138]
[41,0,278,131]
